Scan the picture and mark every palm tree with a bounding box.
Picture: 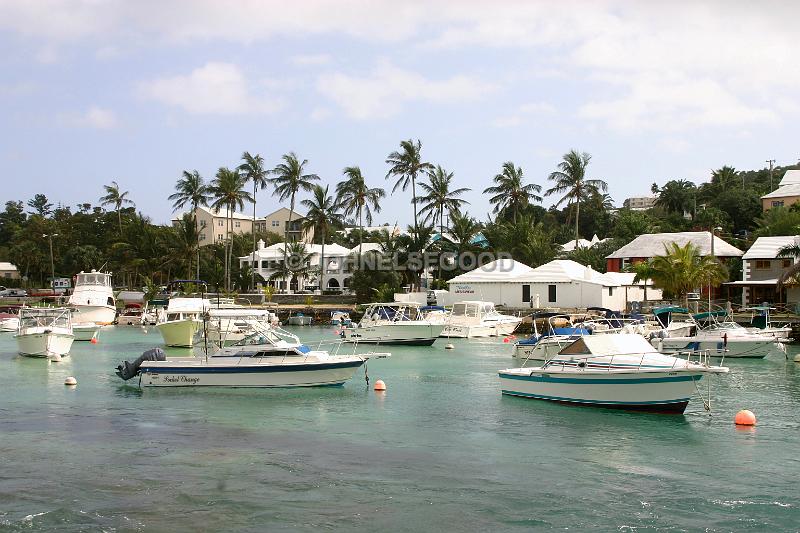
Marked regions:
[337,166,386,258]
[385,139,433,238]
[268,242,315,291]
[655,179,696,215]
[776,243,800,290]
[711,166,738,191]
[168,170,209,280]
[268,152,319,292]
[208,167,253,291]
[99,180,134,234]
[626,259,657,303]
[301,184,342,292]
[417,165,471,237]
[649,242,728,309]
[483,162,541,224]
[238,152,269,291]
[546,150,607,249]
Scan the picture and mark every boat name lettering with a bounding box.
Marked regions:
[163,375,201,384]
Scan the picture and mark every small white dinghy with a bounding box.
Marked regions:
[14,307,74,359]
[73,322,101,341]
[499,334,728,414]
[116,322,389,388]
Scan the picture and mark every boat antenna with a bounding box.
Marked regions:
[98,261,108,272]
[202,282,209,361]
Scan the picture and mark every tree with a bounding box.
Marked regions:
[385,139,433,241]
[208,167,252,291]
[269,152,319,292]
[168,170,209,280]
[27,194,53,217]
[546,150,607,249]
[655,179,696,215]
[417,165,471,236]
[336,166,385,258]
[238,151,269,291]
[649,242,728,308]
[99,180,134,234]
[301,184,342,292]
[268,242,315,291]
[626,259,656,302]
[711,166,739,191]
[483,161,541,224]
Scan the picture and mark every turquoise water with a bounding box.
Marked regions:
[1,326,799,531]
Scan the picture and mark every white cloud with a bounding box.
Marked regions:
[317,61,497,119]
[310,107,332,121]
[138,62,283,115]
[492,116,522,128]
[290,54,332,66]
[61,106,118,129]
[493,101,555,128]
[35,45,59,64]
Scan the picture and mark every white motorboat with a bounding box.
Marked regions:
[67,270,116,325]
[500,334,729,413]
[117,304,144,326]
[742,306,792,341]
[652,310,786,359]
[441,301,521,338]
[206,308,279,346]
[156,297,210,347]
[14,307,74,359]
[140,298,168,326]
[330,310,352,327]
[73,322,101,341]
[342,302,444,346]
[115,322,389,388]
[0,305,21,332]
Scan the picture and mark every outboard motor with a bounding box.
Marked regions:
[115,347,166,380]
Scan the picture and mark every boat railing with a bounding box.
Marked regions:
[543,347,716,373]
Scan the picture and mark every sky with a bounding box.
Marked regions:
[1,0,799,227]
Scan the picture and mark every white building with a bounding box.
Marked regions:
[623,195,657,210]
[0,262,20,280]
[561,234,608,253]
[240,240,362,292]
[726,235,800,305]
[446,259,653,310]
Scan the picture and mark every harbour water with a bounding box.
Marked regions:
[1,326,799,531]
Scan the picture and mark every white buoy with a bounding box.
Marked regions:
[64,376,77,386]
[445,343,455,350]
[794,354,800,363]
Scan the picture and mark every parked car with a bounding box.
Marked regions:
[0,288,27,297]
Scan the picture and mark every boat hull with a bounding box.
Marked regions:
[139,359,365,387]
[287,316,313,326]
[15,331,74,357]
[0,317,20,332]
[69,305,116,326]
[73,324,101,341]
[441,319,521,338]
[156,319,202,347]
[654,337,783,358]
[343,323,444,345]
[499,370,704,413]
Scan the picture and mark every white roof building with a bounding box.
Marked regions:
[606,231,743,269]
[728,235,800,306]
[0,262,20,280]
[761,170,800,210]
[446,259,655,310]
[741,236,799,260]
[561,234,608,253]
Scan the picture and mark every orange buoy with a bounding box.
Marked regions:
[503,337,510,343]
[734,409,756,426]
[373,379,386,391]
[90,337,98,344]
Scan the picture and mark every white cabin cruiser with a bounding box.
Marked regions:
[342,302,444,346]
[14,307,74,359]
[500,334,728,413]
[743,306,792,341]
[0,305,21,332]
[156,297,210,347]
[441,301,521,338]
[68,270,116,325]
[652,310,785,359]
[116,322,389,388]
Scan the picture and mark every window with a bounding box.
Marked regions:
[235,221,241,228]
[772,201,784,208]
[755,260,771,270]
[548,284,557,303]
[199,233,205,241]
[608,287,613,296]
[200,220,206,228]
[216,234,224,241]
[271,220,280,227]
[783,259,792,268]
[217,220,224,227]
[261,261,268,269]
[522,284,531,303]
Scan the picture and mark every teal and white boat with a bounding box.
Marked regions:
[500,334,728,413]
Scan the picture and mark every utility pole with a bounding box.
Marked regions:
[766,159,775,191]
[43,233,58,287]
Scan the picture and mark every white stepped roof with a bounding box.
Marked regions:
[515,260,620,286]
[761,183,800,199]
[742,236,800,259]
[0,262,18,271]
[561,234,607,252]
[779,170,800,187]
[447,258,533,283]
[606,231,743,259]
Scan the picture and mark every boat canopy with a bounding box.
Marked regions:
[653,306,688,315]
[558,334,659,356]
[420,305,445,312]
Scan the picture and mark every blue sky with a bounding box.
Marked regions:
[1,1,799,227]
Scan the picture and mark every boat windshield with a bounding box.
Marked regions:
[233,323,300,347]
[19,308,71,329]
[75,273,111,287]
